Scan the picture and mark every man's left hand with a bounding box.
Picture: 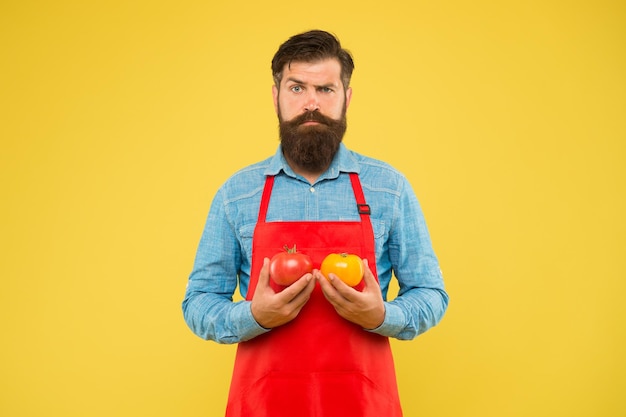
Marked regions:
[315,259,385,330]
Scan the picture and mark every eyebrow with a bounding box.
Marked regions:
[284,77,339,89]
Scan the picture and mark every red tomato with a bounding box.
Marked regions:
[320,253,364,287]
[270,245,313,286]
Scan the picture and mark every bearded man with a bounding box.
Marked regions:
[183,30,449,417]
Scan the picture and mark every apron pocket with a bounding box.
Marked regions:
[232,370,401,417]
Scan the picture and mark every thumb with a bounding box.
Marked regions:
[253,258,271,295]
[361,259,379,290]
[259,257,271,287]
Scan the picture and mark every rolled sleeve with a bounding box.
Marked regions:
[234,301,272,342]
[365,302,407,338]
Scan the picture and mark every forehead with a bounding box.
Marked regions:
[280,59,342,85]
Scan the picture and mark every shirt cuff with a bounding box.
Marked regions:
[365,302,406,338]
[234,301,272,342]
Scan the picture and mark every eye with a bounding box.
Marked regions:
[290,85,303,93]
[320,87,334,93]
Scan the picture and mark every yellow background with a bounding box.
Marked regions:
[1,1,624,416]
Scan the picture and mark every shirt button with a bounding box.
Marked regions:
[310,187,315,193]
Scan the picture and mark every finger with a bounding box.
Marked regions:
[278,272,314,303]
[328,271,353,294]
[287,274,316,308]
[361,259,379,290]
[316,270,334,294]
[254,258,271,293]
[317,271,351,304]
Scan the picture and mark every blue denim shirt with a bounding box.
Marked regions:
[183,143,448,344]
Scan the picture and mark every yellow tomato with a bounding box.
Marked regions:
[320,253,364,287]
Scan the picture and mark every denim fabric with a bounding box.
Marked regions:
[182,143,448,343]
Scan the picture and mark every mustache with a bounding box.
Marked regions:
[289,111,335,126]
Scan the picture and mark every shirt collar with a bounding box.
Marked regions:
[264,143,360,181]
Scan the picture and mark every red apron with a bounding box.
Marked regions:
[225,174,402,417]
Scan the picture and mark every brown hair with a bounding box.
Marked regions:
[271,30,355,89]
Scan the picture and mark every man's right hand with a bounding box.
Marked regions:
[250,257,316,329]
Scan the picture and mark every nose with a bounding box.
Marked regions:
[303,91,320,112]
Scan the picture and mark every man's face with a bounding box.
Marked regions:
[272,59,352,172]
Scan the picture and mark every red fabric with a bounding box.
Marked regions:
[225,174,402,417]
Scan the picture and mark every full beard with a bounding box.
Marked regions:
[278,107,347,173]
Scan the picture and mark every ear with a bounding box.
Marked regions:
[345,87,353,109]
[272,85,279,114]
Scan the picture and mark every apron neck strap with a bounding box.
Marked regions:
[348,174,376,276]
[258,175,275,224]
[348,172,371,220]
